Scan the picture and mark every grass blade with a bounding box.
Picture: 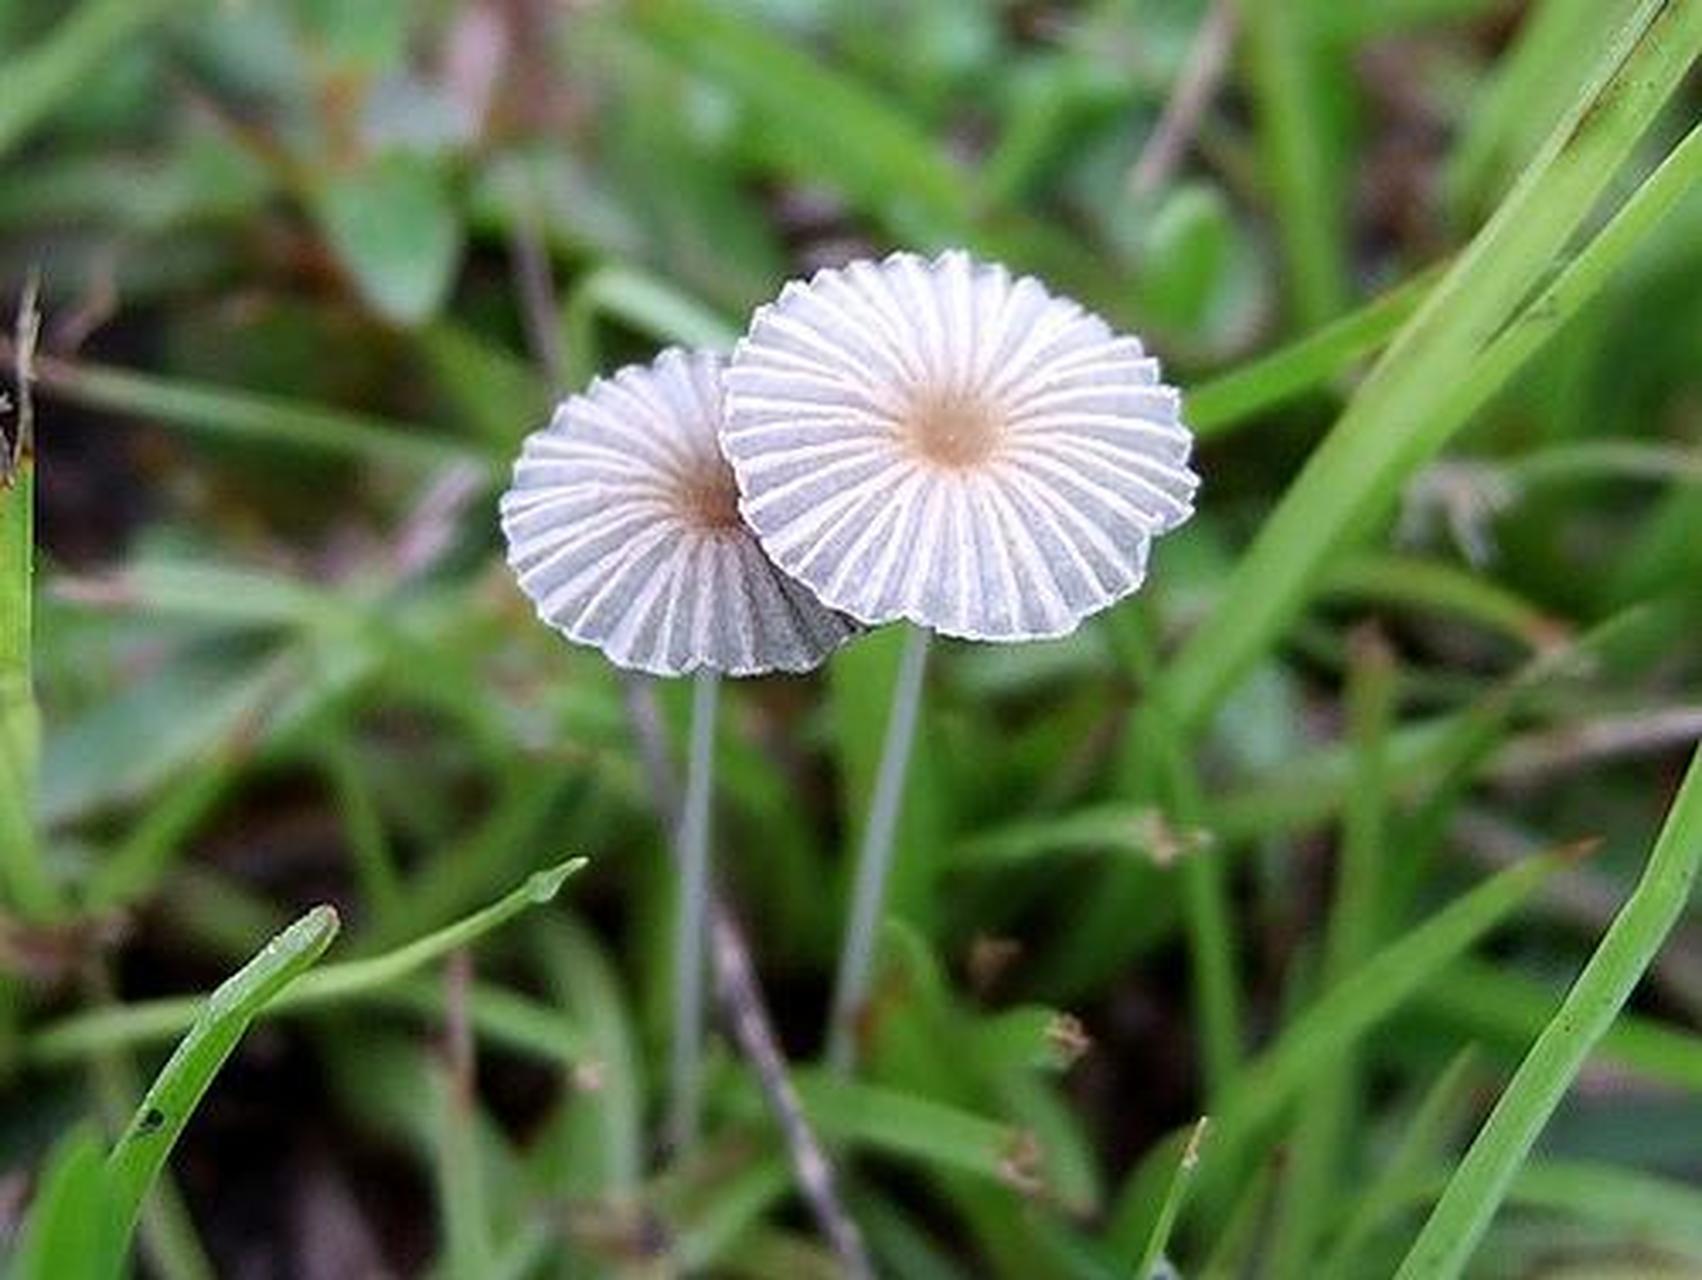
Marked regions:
[83,964,218,1280]
[24,858,588,1064]
[317,731,403,928]
[1322,555,1562,652]
[1109,604,1242,1096]
[790,1073,1025,1188]
[1132,1118,1210,1280]
[1395,742,1702,1278]
[0,278,54,917]
[531,917,644,1195]
[1199,1161,1275,1280]
[271,857,586,1009]
[11,346,479,471]
[1189,266,1440,439]
[105,905,340,1242]
[1427,115,1702,453]
[1194,842,1576,1214]
[1321,1047,1484,1278]
[12,1126,123,1280]
[1417,956,1702,1093]
[1361,1160,1702,1265]
[1268,631,1397,1279]
[1444,0,1643,213]
[675,1157,794,1273]
[1245,0,1349,326]
[1465,1160,1702,1258]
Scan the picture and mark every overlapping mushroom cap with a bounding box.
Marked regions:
[501,349,857,677]
[722,250,1199,642]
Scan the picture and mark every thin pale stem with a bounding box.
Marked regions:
[668,672,719,1153]
[619,675,871,1276]
[827,624,932,1074]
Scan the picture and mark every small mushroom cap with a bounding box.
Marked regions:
[501,349,857,677]
[723,250,1199,642]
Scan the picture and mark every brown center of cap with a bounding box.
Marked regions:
[677,462,744,532]
[904,390,1002,468]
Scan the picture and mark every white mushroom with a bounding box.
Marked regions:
[501,348,857,677]
[722,249,1199,642]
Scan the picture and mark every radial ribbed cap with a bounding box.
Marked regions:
[722,250,1199,641]
[501,349,857,676]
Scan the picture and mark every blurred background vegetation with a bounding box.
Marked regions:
[2,0,1702,1276]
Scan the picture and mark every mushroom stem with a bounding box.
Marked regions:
[827,624,933,1074]
[623,676,872,1276]
[668,670,719,1152]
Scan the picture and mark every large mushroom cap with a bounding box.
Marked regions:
[501,348,857,676]
[723,250,1199,642]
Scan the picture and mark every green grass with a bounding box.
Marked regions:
[13,903,338,1278]
[102,907,340,1239]
[3,0,1702,1275]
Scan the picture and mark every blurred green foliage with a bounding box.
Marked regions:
[1,0,1702,1276]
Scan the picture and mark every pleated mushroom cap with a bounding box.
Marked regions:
[722,250,1199,642]
[501,349,857,677]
